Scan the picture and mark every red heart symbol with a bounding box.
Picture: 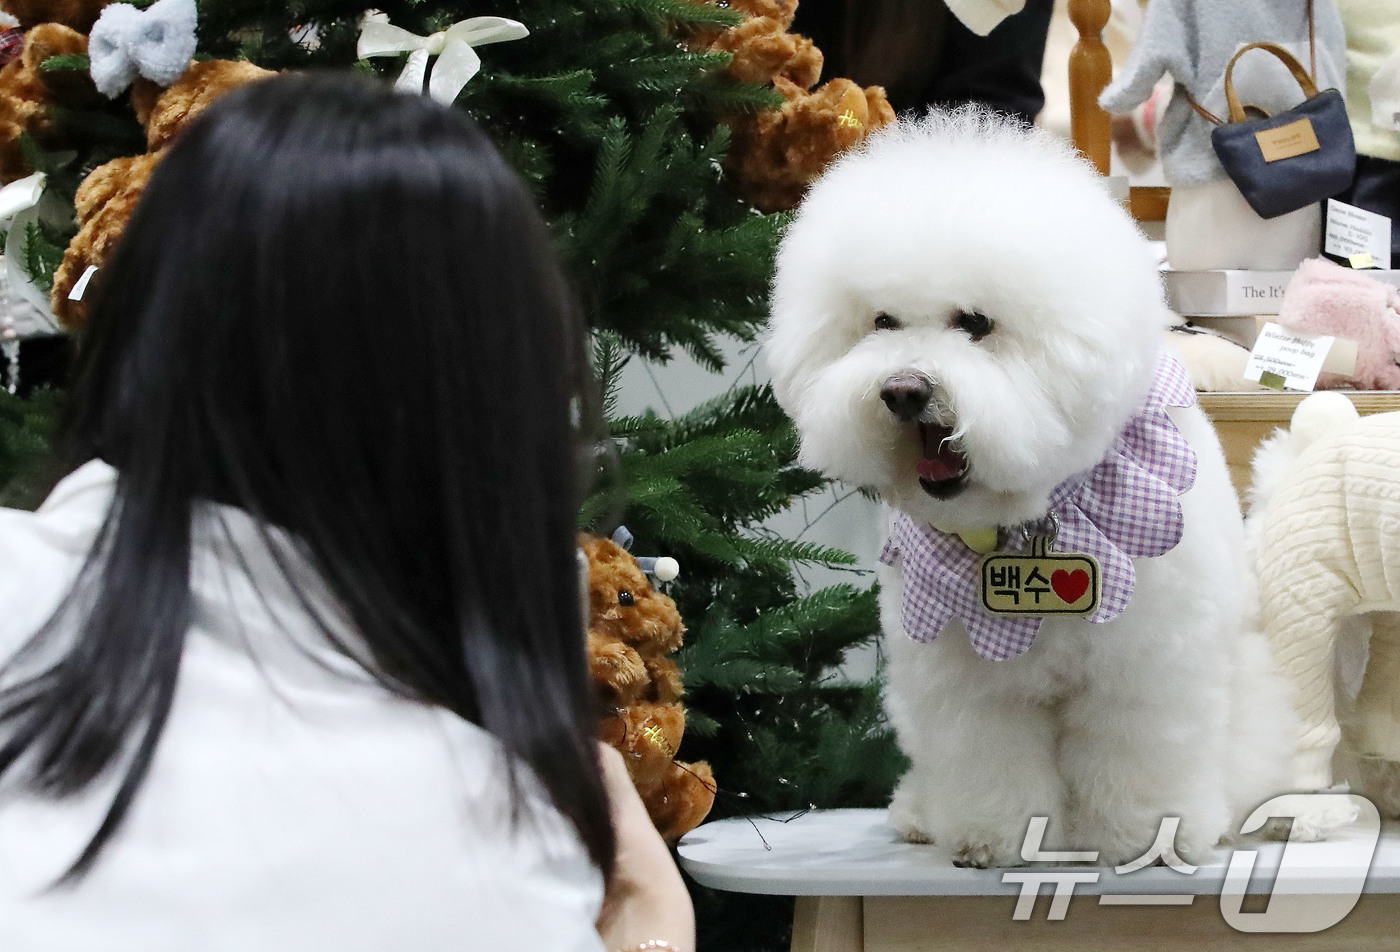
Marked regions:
[1051,569,1090,605]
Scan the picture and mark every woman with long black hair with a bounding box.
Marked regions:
[0,73,691,951]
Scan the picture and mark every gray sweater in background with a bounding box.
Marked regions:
[1101,0,1347,187]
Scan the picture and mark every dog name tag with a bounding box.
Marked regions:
[980,535,1100,616]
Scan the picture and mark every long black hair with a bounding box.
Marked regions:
[0,73,613,882]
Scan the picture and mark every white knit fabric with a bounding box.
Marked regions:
[1256,411,1400,791]
[1336,0,1400,160]
[1371,48,1400,139]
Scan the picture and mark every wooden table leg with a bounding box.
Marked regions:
[790,895,863,952]
[861,893,1400,952]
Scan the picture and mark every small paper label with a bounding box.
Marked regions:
[980,553,1100,616]
[1243,322,1335,392]
[1323,336,1360,377]
[67,265,97,302]
[1349,252,1377,269]
[1326,199,1393,270]
[1255,117,1321,162]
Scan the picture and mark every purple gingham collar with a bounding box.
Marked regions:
[878,352,1197,661]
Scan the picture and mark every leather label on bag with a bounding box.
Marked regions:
[1254,118,1321,162]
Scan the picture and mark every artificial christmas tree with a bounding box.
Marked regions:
[0,3,903,948]
[0,382,54,506]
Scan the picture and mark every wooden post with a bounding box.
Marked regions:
[791,896,863,952]
[1068,0,1113,176]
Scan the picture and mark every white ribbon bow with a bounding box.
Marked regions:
[0,172,60,335]
[357,12,529,104]
[0,172,44,223]
[88,0,199,99]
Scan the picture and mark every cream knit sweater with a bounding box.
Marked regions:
[1257,410,1400,791]
[1335,0,1400,161]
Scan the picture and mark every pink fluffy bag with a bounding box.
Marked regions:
[1276,258,1400,390]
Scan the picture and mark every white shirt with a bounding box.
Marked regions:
[0,461,605,951]
[943,0,1025,36]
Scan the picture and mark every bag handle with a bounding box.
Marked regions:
[1222,42,1320,123]
[1180,0,1317,126]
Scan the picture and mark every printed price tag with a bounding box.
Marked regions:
[1326,200,1392,270]
[1243,322,1335,392]
[980,537,1100,617]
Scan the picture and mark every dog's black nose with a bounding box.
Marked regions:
[880,374,932,421]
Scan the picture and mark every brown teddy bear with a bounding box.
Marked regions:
[49,58,273,328]
[703,0,820,90]
[697,0,895,212]
[1,0,109,32]
[729,74,895,212]
[0,0,112,183]
[0,22,92,183]
[583,532,716,842]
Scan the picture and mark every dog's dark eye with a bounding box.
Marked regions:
[618,591,635,607]
[873,313,902,331]
[953,312,994,340]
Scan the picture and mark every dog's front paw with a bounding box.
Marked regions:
[951,843,994,868]
[950,835,1024,869]
[944,822,1028,868]
[888,781,934,844]
[894,822,933,845]
[1257,793,1361,842]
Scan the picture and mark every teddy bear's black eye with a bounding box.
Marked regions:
[618,591,635,607]
[873,313,902,331]
[953,311,993,340]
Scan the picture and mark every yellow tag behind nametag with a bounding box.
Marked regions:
[1254,117,1321,163]
[980,552,1101,616]
[957,527,1000,555]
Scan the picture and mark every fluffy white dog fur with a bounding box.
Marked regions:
[765,109,1301,868]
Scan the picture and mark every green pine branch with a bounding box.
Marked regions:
[38,54,90,72]
[17,221,72,294]
[0,388,59,508]
[616,0,744,30]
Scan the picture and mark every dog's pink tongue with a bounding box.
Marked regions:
[917,424,967,482]
[917,455,964,482]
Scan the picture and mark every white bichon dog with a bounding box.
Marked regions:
[764,109,1300,868]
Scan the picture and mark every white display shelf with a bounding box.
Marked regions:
[679,808,1400,952]
[678,807,1400,897]
[1163,268,1400,317]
